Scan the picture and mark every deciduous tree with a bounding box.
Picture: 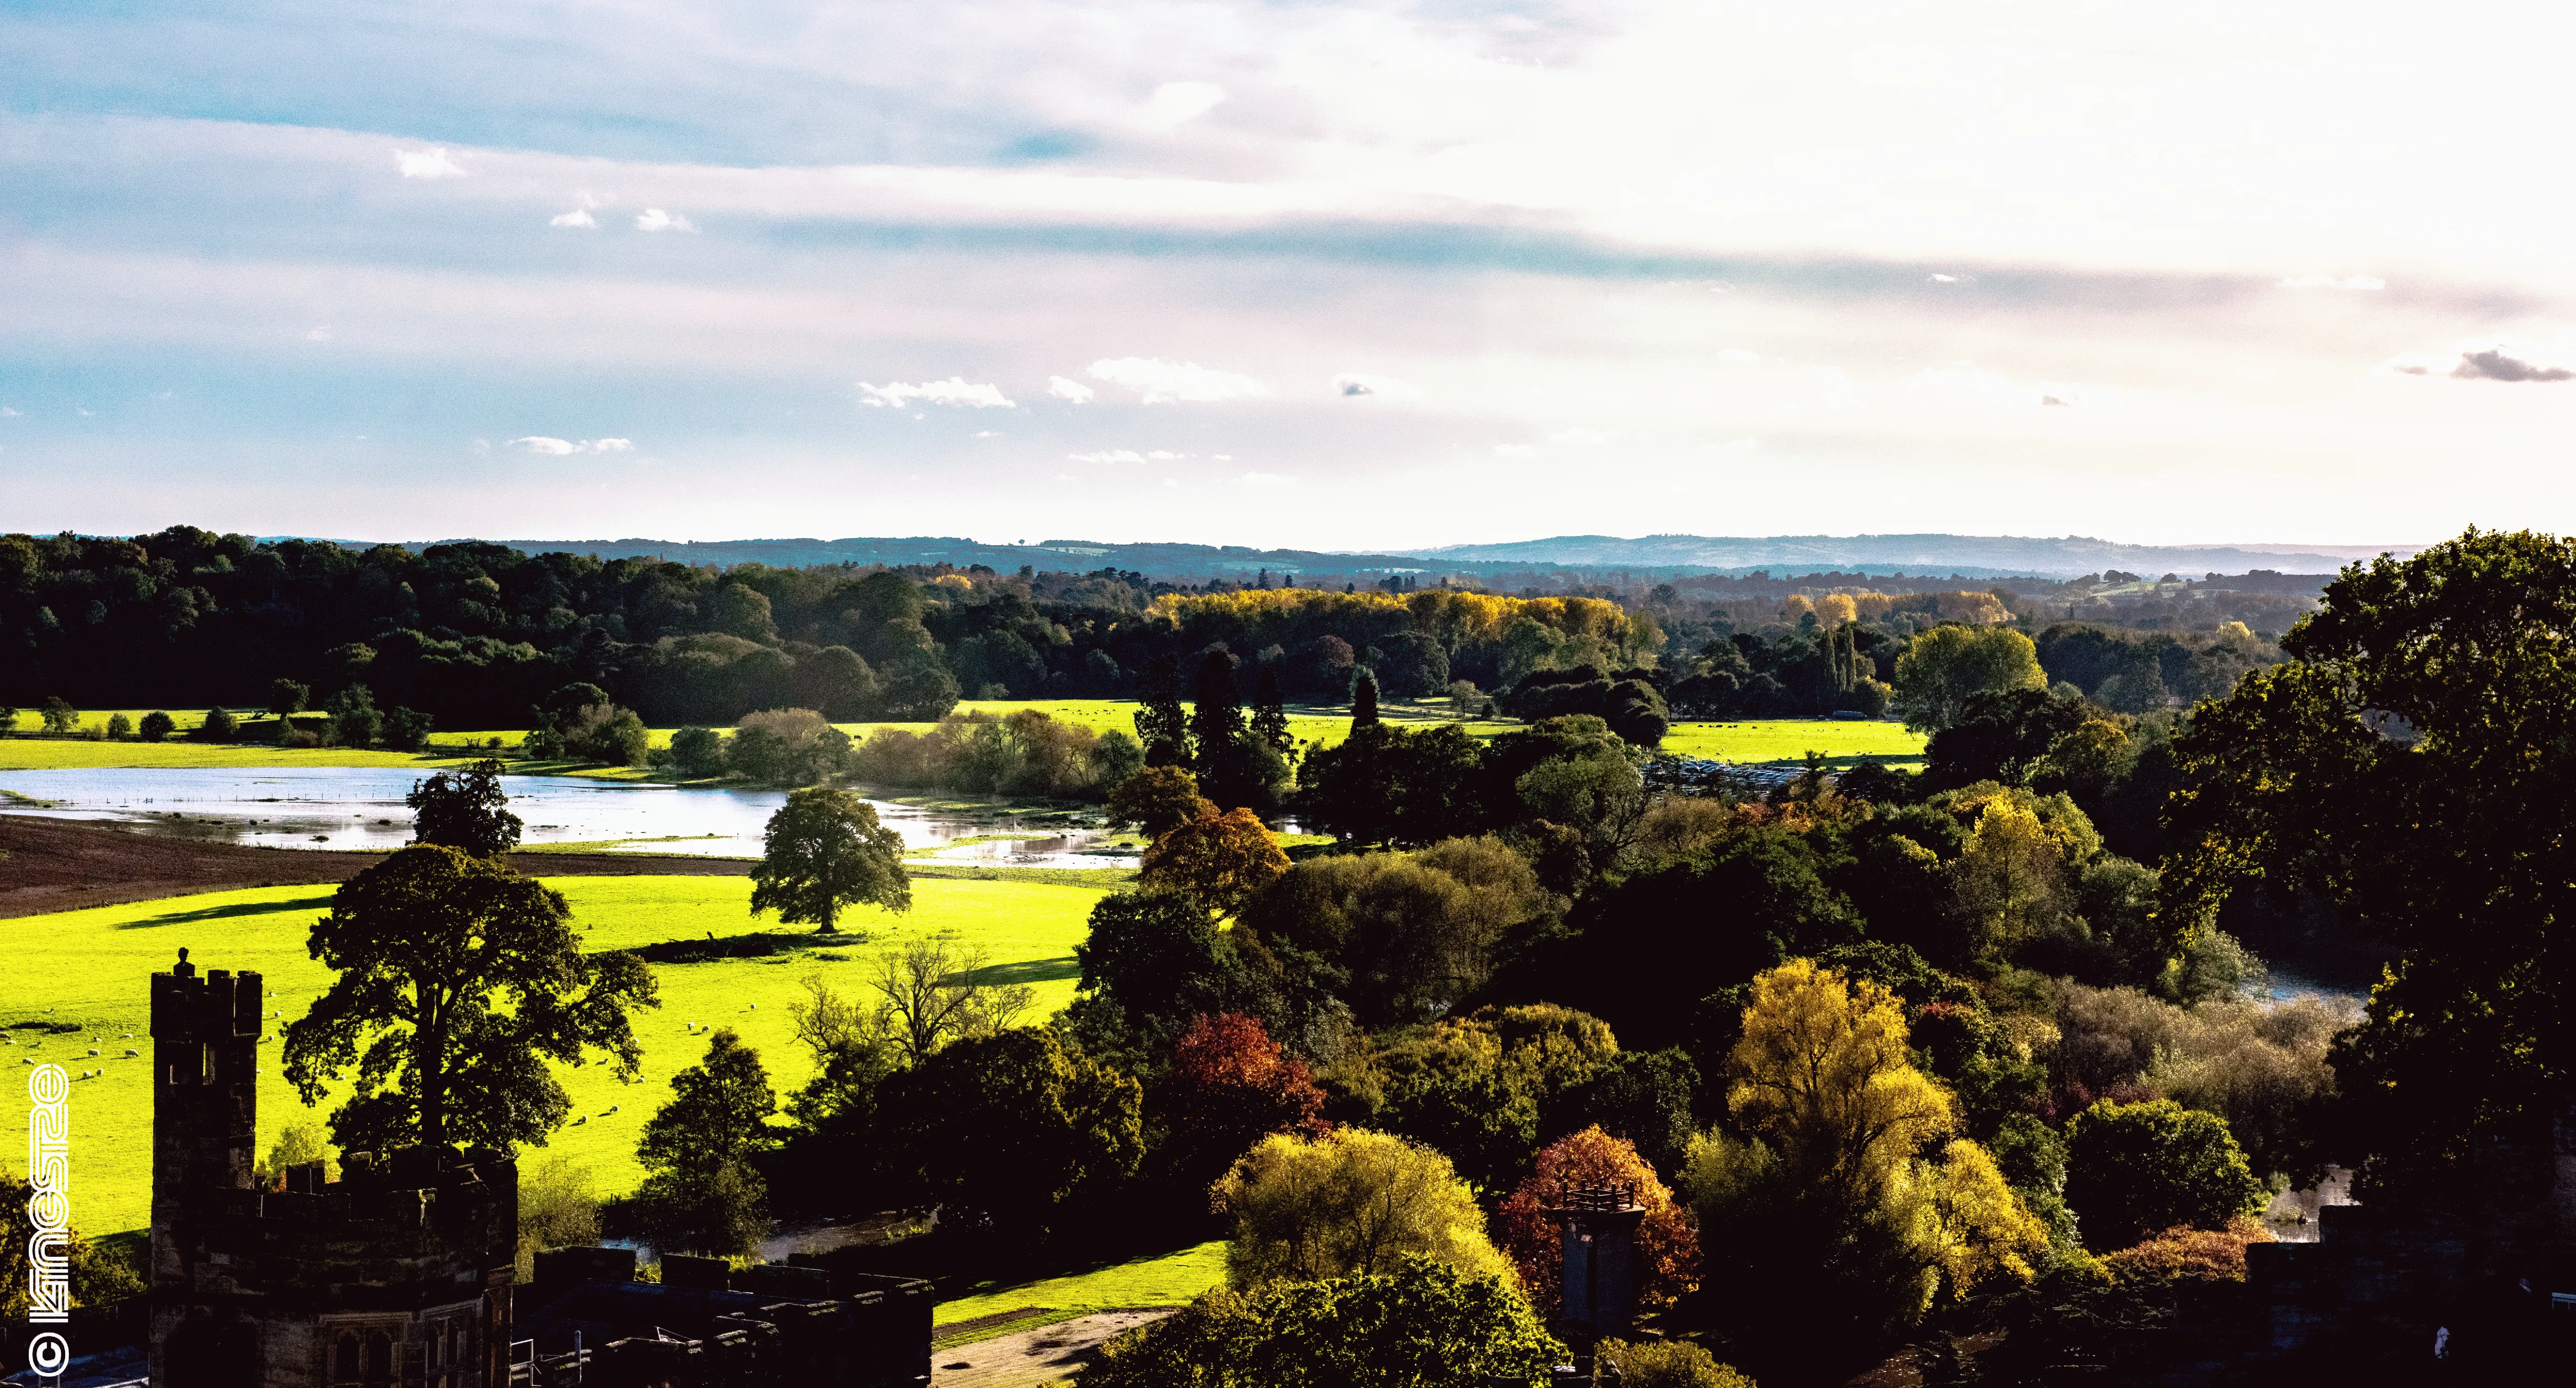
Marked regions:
[407,758,524,857]
[1212,1127,1515,1286]
[1893,625,2046,733]
[2062,1098,2266,1249]
[1152,1013,1327,1185]
[635,1028,778,1255]
[749,787,909,933]
[1141,804,1291,917]
[281,844,659,1152]
[1498,1125,1701,1313]
[876,1027,1142,1232]
[1106,764,1216,839]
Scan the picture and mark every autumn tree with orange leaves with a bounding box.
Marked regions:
[1498,1125,1701,1313]
[1152,1012,1329,1187]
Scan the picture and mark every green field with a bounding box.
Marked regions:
[0,874,1109,1235]
[1661,719,1926,768]
[3,702,1925,778]
[932,1239,1228,1330]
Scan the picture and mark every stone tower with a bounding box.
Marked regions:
[147,949,519,1388]
[1550,1178,1647,1376]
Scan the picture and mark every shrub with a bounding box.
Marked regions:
[1085,1254,1562,1388]
[668,725,727,778]
[2063,1099,2267,1249]
[2098,1216,2274,1287]
[138,711,175,743]
[1598,1339,1758,1388]
[105,712,134,740]
[380,707,434,753]
[517,1155,602,1279]
[39,697,78,734]
[198,708,240,743]
[1213,1128,1514,1287]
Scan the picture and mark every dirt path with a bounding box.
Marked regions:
[932,1309,1174,1388]
[0,815,745,918]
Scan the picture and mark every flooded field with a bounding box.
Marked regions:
[0,766,1135,868]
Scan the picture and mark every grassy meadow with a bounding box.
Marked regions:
[931,1239,1229,1330]
[5,699,1915,773]
[1662,717,1927,768]
[0,873,1108,1236]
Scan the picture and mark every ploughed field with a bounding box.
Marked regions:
[0,872,1108,1236]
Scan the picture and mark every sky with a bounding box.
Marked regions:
[4,1,2574,551]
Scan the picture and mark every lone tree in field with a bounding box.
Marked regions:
[408,758,524,858]
[750,786,910,933]
[635,1028,778,1255]
[282,844,660,1153]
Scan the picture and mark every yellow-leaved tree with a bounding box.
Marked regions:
[1212,1127,1516,1288]
[1684,960,2048,1341]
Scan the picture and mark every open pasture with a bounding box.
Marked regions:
[1661,718,1927,767]
[0,873,1108,1235]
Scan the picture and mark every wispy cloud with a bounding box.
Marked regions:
[1046,376,1096,404]
[1917,365,2109,408]
[394,148,466,179]
[858,378,1016,408]
[305,326,331,342]
[1549,427,1615,445]
[511,436,632,455]
[550,208,597,229]
[1239,471,1295,488]
[1088,357,1270,404]
[1333,372,1421,401]
[2386,341,2576,382]
[1068,448,1145,463]
[2280,275,2385,291]
[1149,82,1227,126]
[634,208,695,233]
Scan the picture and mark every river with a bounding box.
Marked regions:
[0,766,1136,869]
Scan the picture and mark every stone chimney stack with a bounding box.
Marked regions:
[150,947,263,1214]
[1550,1179,1647,1373]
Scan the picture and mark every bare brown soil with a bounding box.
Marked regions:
[0,814,745,918]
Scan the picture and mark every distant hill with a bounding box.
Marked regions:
[1412,534,2414,578]
[273,531,2417,584]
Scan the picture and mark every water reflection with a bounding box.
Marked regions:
[0,766,1136,869]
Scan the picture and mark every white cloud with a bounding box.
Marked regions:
[1088,358,1270,404]
[1917,365,2109,408]
[1493,443,1537,457]
[2385,340,2576,382]
[1332,372,1422,401]
[510,436,632,455]
[1549,427,1614,445]
[2280,275,2385,291]
[1068,449,1146,463]
[305,326,331,341]
[1927,273,1960,283]
[0,407,18,417]
[1046,375,1096,404]
[1717,349,1761,365]
[858,377,1016,408]
[394,148,466,179]
[972,430,1000,438]
[1239,471,1296,487]
[1149,82,1227,126]
[550,208,598,229]
[1147,449,1188,459]
[634,208,696,233]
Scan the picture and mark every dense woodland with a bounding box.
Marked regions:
[2,528,2290,742]
[28,525,2543,1385]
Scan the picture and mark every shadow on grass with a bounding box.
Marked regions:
[954,956,1082,988]
[120,892,334,929]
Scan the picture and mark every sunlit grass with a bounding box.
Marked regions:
[931,1239,1229,1328]
[1659,718,1927,767]
[0,873,1109,1234]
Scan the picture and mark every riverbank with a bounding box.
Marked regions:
[0,814,748,918]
